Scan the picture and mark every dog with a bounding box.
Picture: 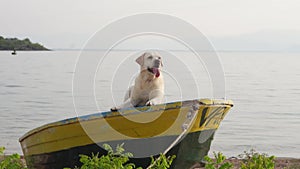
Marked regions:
[111,52,164,111]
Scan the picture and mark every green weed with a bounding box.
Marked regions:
[65,143,175,169]
[204,152,233,169]
[0,146,27,169]
[238,149,275,169]
[149,153,176,169]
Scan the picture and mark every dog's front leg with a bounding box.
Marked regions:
[111,98,135,111]
[146,97,163,106]
[146,89,164,106]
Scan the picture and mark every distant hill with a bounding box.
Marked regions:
[0,36,49,51]
[210,30,300,51]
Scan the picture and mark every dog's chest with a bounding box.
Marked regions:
[139,77,162,90]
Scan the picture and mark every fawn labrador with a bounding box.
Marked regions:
[111,52,164,111]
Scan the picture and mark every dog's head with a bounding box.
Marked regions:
[136,52,163,78]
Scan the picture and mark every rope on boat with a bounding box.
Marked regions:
[147,101,200,169]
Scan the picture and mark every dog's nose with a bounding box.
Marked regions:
[154,59,160,64]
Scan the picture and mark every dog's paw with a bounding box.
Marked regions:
[110,107,119,112]
[146,101,153,106]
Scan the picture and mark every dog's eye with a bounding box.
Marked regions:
[158,57,161,59]
[148,56,153,59]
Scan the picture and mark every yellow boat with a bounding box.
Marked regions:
[19,99,233,169]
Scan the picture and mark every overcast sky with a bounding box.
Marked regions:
[1,0,300,49]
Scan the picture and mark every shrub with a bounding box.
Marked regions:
[238,149,275,169]
[65,143,138,169]
[65,144,175,169]
[149,153,176,169]
[0,147,27,169]
[203,152,233,169]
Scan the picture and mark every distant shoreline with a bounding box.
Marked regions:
[0,36,49,51]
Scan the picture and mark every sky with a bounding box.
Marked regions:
[1,0,300,50]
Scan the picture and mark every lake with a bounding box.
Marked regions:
[0,50,299,158]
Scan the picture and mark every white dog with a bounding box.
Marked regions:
[111,52,164,111]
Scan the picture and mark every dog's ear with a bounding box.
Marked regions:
[136,53,145,66]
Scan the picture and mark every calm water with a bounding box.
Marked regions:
[0,51,299,157]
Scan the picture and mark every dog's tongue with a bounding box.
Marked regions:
[152,68,160,77]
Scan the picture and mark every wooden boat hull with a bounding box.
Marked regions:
[19,99,233,169]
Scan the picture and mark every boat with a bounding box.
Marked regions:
[11,49,17,55]
[19,99,233,169]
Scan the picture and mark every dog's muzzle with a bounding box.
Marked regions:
[154,60,161,68]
